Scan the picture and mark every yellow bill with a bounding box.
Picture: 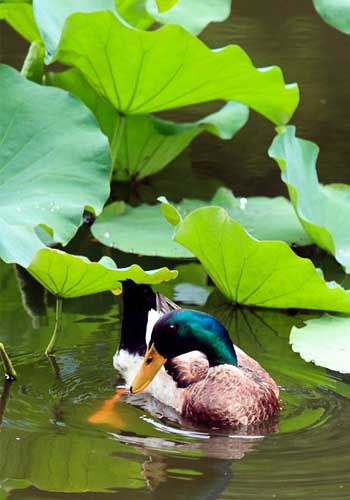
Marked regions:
[130,344,166,394]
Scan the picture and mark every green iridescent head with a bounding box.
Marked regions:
[150,309,237,367]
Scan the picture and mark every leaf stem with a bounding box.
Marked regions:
[21,41,45,84]
[110,114,126,180]
[0,343,17,381]
[45,297,63,356]
[0,380,13,424]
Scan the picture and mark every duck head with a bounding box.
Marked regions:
[130,309,237,394]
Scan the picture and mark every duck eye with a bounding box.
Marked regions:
[168,324,176,332]
[146,356,153,365]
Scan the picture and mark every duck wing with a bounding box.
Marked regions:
[165,351,209,388]
[235,346,279,399]
[183,364,280,427]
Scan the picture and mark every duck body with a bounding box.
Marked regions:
[179,346,279,427]
[115,282,280,428]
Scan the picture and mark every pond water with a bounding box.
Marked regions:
[1,245,350,500]
[2,0,350,499]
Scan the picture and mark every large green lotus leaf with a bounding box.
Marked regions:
[313,0,350,34]
[32,0,120,63]
[92,188,311,258]
[269,126,350,271]
[164,205,350,311]
[54,11,298,125]
[111,102,248,181]
[146,0,231,35]
[0,64,110,267]
[116,0,229,33]
[28,248,178,298]
[0,2,40,41]
[47,69,249,181]
[46,68,117,139]
[290,315,350,373]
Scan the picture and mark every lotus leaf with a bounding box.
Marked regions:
[92,201,193,258]
[115,0,154,29]
[269,126,350,271]
[92,189,311,258]
[28,248,178,298]
[46,69,116,139]
[0,64,110,267]
[154,0,177,12]
[290,315,350,373]
[0,2,40,41]
[54,11,298,124]
[163,204,350,311]
[32,0,119,63]
[313,0,350,34]
[110,102,249,180]
[146,0,231,35]
[48,69,249,180]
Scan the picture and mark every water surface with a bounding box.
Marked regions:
[1,259,350,499]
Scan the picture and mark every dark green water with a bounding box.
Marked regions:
[2,1,350,499]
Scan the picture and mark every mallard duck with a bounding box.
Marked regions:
[114,281,280,428]
[129,308,280,428]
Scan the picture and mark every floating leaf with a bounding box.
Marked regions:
[313,0,350,34]
[0,2,40,41]
[0,64,110,267]
[290,315,350,373]
[28,248,178,298]
[54,11,298,124]
[92,201,193,258]
[269,126,350,271]
[146,0,231,35]
[32,0,119,63]
[48,69,248,180]
[92,189,311,258]
[165,205,350,311]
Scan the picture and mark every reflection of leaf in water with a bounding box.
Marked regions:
[279,408,325,434]
[0,430,143,494]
